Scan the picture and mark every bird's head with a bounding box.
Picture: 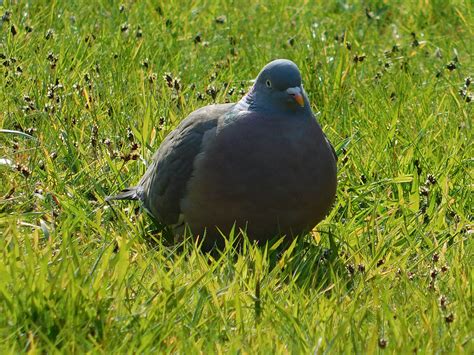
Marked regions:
[249,59,309,114]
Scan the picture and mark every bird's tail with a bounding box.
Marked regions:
[105,186,142,202]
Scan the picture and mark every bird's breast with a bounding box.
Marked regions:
[180,115,337,242]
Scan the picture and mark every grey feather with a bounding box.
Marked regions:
[106,186,142,201]
[324,133,338,162]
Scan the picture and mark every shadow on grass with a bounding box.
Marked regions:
[117,211,352,293]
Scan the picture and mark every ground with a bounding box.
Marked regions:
[0,0,472,353]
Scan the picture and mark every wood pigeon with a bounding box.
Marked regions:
[107,59,337,249]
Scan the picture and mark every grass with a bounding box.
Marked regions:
[0,0,472,352]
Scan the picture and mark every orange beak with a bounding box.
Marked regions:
[287,87,305,107]
[293,93,305,107]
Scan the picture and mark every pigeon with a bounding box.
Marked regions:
[107,59,337,249]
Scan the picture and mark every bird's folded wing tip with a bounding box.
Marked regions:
[105,187,141,202]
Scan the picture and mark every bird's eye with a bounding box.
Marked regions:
[265,80,272,88]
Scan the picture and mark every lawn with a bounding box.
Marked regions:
[0,0,472,353]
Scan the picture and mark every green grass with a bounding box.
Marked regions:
[0,0,472,352]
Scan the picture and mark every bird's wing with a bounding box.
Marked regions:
[138,103,235,225]
[324,133,338,162]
